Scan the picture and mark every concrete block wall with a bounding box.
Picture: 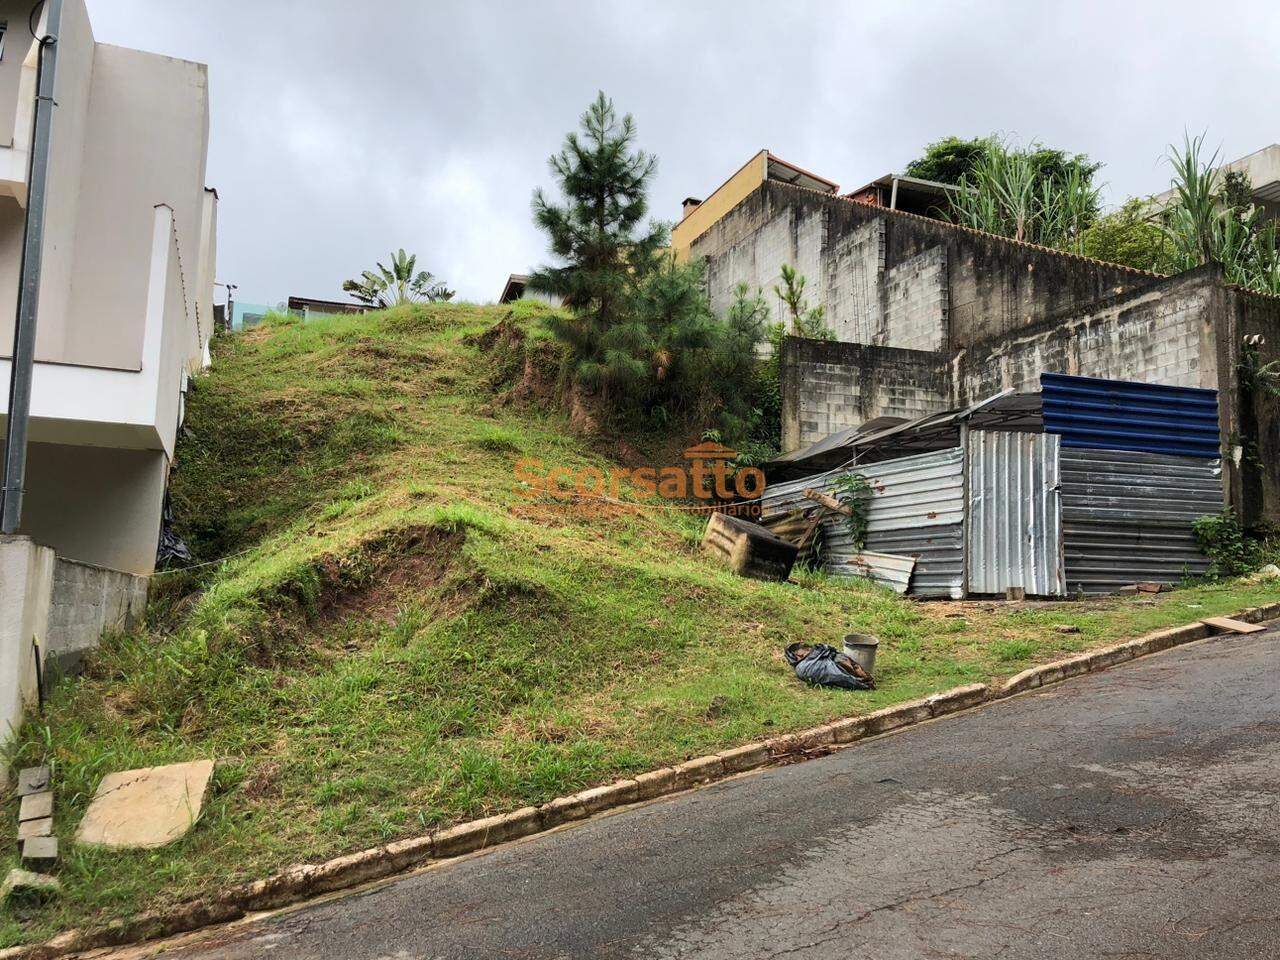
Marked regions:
[45,557,148,675]
[780,269,1225,457]
[961,269,1219,401]
[823,219,884,343]
[693,180,1158,353]
[704,206,809,330]
[781,338,952,451]
[884,246,948,352]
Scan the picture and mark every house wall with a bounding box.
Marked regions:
[31,0,95,363]
[0,193,18,322]
[2,439,167,575]
[0,12,210,375]
[671,149,767,261]
[59,43,209,371]
[195,187,218,366]
[692,180,1158,353]
[0,535,53,777]
[152,207,190,455]
[781,338,952,451]
[0,0,39,148]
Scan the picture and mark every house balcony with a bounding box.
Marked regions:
[0,9,42,208]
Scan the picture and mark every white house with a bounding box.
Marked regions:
[0,0,215,577]
[0,0,216,758]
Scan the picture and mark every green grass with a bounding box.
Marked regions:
[3,300,1277,946]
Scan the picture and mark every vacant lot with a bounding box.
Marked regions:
[3,302,1273,947]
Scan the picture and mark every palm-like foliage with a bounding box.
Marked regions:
[342,249,454,307]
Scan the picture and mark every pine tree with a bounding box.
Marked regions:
[774,264,834,340]
[529,92,668,397]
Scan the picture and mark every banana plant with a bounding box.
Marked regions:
[342,249,455,307]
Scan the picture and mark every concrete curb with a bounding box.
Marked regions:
[5,602,1277,960]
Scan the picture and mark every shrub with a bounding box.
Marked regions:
[1193,508,1262,578]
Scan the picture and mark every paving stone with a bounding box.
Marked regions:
[21,836,58,864]
[17,817,52,841]
[15,766,50,797]
[1,868,61,903]
[76,760,214,850]
[17,791,53,822]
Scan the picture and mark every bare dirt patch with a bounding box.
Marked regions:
[314,525,465,627]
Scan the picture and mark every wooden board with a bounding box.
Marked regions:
[1201,616,1266,634]
[702,512,799,582]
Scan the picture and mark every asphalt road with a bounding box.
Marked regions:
[122,630,1280,960]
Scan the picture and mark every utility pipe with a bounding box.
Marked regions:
[2,0,63,533]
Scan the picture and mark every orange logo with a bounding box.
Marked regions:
[515,443,765,511]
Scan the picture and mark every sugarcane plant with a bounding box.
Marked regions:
[1161,134,1280,296]
[947,136,1102,251]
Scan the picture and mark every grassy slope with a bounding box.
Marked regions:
[3,301,1276,944]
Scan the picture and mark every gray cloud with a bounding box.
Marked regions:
[86,0,1280,306]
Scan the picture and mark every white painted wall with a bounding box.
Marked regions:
[0,536,54,779]
[0,0,34,149]
[0,0,213,576]
[59,43,209,370]
[4,440,167,575]
[0,205,194,460]
[195,187,218,369]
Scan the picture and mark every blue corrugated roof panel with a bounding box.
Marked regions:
[1040,373,1220,459]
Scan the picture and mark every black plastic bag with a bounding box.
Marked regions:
[785,642,874,691]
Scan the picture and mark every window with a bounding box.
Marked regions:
[0,22,7,61]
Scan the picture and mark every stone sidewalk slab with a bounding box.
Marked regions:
[75,760,214,850]
[18,817,52,841]
[15,766,50,797]
[21,836,58,864]
[18,792,53,823]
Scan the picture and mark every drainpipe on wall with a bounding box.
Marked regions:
[1,0,64,534]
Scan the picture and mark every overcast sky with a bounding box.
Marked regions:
[86,0,1280,308]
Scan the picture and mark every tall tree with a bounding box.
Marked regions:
[529,91,668,396]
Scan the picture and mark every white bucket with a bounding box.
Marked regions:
[842,633,879,675]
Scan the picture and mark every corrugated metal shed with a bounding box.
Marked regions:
[1041,373,1220,459]
[967,432,1064,596]
[1060,448,1222,594]
[760,448,965,597]
[766,390,1043,479]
